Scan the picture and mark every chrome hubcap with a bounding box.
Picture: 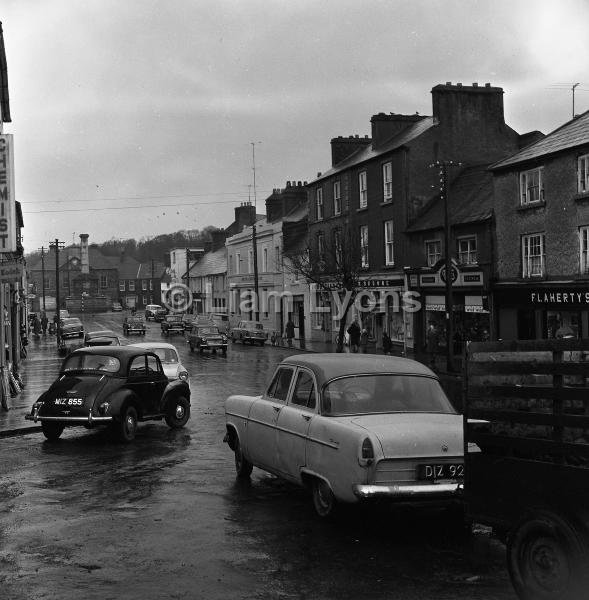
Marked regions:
[175,405,185,419]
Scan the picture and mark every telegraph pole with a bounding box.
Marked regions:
[38,246,47,312]
[573,82,580,118]
[430,160,461,372]
[49,238,65,349]
[185,248,191,313]
[251,142,261,321]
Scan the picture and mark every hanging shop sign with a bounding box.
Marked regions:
[0,260,22,281]
[0,135,16,253]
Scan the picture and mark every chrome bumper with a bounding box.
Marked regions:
[26,412,113,424]
[352,483,462,499]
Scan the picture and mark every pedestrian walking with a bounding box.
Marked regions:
[382,331,392,355]
[347,318,361,353]
[360,327,369,353]
[40,312,48,335]
[285,318,295,348]
[426,321,439,369]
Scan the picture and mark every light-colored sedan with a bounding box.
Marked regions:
[130,342,189,384]
[224,354,465,518]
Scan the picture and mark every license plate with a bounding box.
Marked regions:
[417,463,463,481]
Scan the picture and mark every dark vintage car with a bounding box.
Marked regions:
[25,346,191,442]
[123,316,146,335]
[84,330,121,347]
[61,317,84,339]
[230,320,268,346]
[145,304,167,322]
[161,315,185,336]
[187,324,228,355]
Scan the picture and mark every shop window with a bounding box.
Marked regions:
[384,220,394,266]
[333,181,341,215]
[546,311,580,340]
[382,162,392,202]
[360,225,369,268]
[359,171,367,208]
[579,154,589,193]
[458,236,477,265]
[425,240,441,267]
[580,226,589,273]
[522,233,545,277]
[316,187,324,220]
[520,167,544,205]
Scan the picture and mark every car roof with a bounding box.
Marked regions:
[86,329,116,337]
[279,353,437,383]
[130,342,179,351]
[64,345,159,372]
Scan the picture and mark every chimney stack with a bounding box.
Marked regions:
[79,234,89,274]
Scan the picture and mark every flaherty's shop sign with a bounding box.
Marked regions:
[0,135,16,253]
[530,290,589,305]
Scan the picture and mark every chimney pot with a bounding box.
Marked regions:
[472,82,478,87]
[286,181,291,187]
[485,82,491,87]
[457,82,462,87]
[317,172,321,177]
[446,81,452,85]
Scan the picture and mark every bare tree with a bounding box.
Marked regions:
[284,223,363,352]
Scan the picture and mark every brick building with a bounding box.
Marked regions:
[307,82,529,351]
[492,110,589,340]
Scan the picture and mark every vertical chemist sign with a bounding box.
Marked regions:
[0,134,16,252]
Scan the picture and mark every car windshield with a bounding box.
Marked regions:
[62,318,81,325]
[149,348,179,364]
[198,327,219,335]
[62,353,120,373]
[322,374,455,416]
[250,323,263,330]
[166,316,182,322]
[129,316,143,322]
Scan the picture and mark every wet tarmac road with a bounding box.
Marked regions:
[0,313,516,599]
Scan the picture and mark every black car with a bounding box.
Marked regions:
[61,317,84,339]
[123,316,147,335]
[84,330,121,346]
[145,304,167,322]
[161,315,185,336]
[25,346,191,442]
[187,324,228,355]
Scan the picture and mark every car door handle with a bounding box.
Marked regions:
[301,415,311,421]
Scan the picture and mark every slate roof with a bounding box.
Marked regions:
[492,110,589,170]
[186,247,227,278]
[117,257,143,279]
[312,117,434,184]
[137,260,166,279]
[405,165,493,233]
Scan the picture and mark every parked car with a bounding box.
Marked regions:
[224,354,464,518]
[112,302,123,312]
[130,342,189,383]
[25,346,191,442]
[145,304,167,322]
[181,313,195,330]
[230,320,268,346]
[123,316,147,336]
[187,324,228,355]
[161,314,185,336]
[60,317,84,339]
[84,330,121,347]
[207,312,230,334]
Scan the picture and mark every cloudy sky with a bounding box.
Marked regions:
[3,0,589,251]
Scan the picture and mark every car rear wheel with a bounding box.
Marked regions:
[117,406,138,442]
[165,396,190,428]
[234,437,253,478]
[312,478,337,518]
[41,421,65,441]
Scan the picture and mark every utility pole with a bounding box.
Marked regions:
[573,83,580,118]
[251,142,261,321]
[430,160,461,373]
[49,238,65,349]
[185,247,191,313]
[38,246,46,312]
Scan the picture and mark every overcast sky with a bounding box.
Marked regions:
[3,0,589,251]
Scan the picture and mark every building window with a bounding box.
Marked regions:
[383,162,392,202]
[142,280,147,290]
[119,281,125,292]
[236,252,241,275]
[425,240,441,267]
[44,276,52,290]
[275,245,281,269]
[248,248,253,274]
[359,171,367,208]
[316,187,324,220]
[317,232,325,262]
[579,154,589,193]
[262,247,268,272]
[128,280,135,291]
[580,227,589,273]
[360,225,369,267]
[149,280,153,291]
[458,236,477,265]
[333,181,341,215]
[99,274,107,288]
[142,295,147,305]
[520,167,544,205]
[334,229,342,266]
[384,220,394,266]
[522,233,545,277]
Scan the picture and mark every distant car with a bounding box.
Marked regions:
[60,317,84,339]
[231,320,267,346]
[59,309,70,319]
[161,315,185,336]
[25,346,191,442]
[112,302,123,312]
[224,354,464,518]
[84,330,121,347]
[123,316,146,336]
[130,342,189,383]
[187,324,228,355]
[207,312,230,334]
[181,313,195,330]
[145,304,167,322]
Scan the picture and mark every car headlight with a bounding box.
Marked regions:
[178,371,189,381]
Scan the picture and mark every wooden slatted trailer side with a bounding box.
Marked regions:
[463,339,589,600]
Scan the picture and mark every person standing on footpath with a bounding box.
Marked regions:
[426,321,439,369]
[347,318,361,353]
[285,318,295,348]
[40,312,48,335]
[360,327,369,353]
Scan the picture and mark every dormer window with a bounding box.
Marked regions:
[520,167,544,205]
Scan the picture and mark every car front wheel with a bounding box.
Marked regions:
[312,478,337,518]
[117,406,138,442]
[41,421,65,441]
[234,437,253,478]
[165,396,190,428]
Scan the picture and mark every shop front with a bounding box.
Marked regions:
[494,284,589,340]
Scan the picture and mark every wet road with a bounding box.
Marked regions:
[0,313,516,599]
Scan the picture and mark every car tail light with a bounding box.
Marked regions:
[361,437,374,460]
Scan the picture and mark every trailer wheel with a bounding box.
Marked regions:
[507,510,589,600]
